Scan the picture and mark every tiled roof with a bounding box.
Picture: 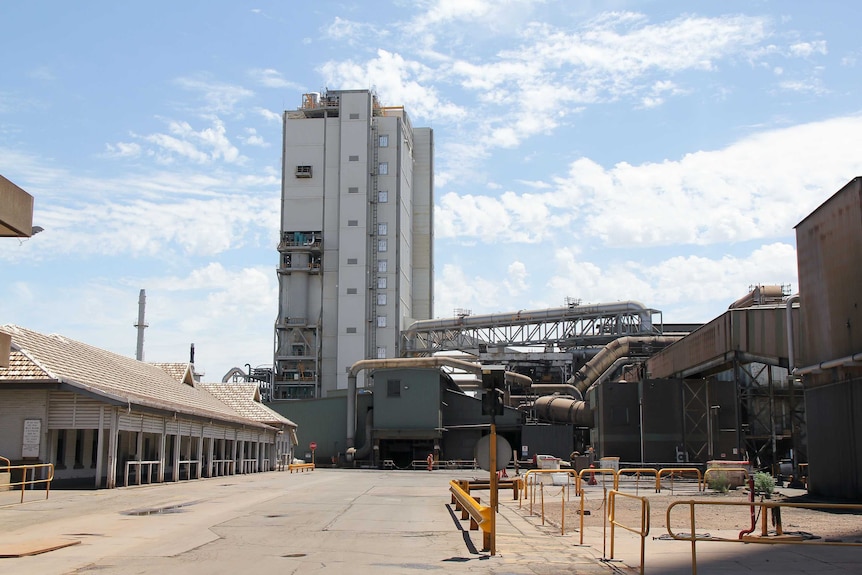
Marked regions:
[151,362,194,385]
[0,349,54,380]
[0,325,271,429]
[200,382,296,428]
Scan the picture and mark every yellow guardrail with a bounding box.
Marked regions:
[449,479,492,551]
[455,478,522,501]
[656,467,702,493]
[667,499,862,575]
[288,463,315,473]
[2,463,54,504]
[608,490,650,575]
[576,467,619,495]
[521,468,578,508]
[617,468,660,493]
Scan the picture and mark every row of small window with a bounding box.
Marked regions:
[345,289,388,305]
[347,188,389,203]
[346,316,388,331]
[346,258,388,272]
[346,221,388,236]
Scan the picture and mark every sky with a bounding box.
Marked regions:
[2,1,861,382]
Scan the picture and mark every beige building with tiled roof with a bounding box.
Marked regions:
[0,325,296,488]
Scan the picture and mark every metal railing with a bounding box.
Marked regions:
[576,467,620,495]
[666,499,862,575]
[1,463,54,504]
[656,467,702,493]
[617,468,660,493]
[124,460,161,487]
[449,479,492,551]
[211,458,235,476]
[608,490,650,575]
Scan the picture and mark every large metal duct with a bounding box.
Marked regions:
[346,357,531,448]
[534,336,681,427]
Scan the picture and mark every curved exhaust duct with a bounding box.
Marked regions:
[533,335,681,427]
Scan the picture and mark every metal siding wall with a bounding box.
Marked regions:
[805,381,862,499]
[0,389,49,459]
[48,391,103,428]
[796,179,862,366]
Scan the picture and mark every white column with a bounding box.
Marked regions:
[106,409,119,489]
[158,420,166,483]
[172,432,181,482]
[95,407,104,488]
[197,431,204,479]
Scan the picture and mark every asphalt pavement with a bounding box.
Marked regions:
[1,469,860,574]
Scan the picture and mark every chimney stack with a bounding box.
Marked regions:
[134,289,148,361]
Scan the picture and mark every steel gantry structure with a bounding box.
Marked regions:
[400,301,663,357]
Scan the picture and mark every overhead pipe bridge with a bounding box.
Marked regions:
[401,301,662,356]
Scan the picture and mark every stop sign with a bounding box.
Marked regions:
[309,442,317,450]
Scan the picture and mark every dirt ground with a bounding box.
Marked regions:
[516,477,862,543]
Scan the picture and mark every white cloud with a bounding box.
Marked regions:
[104,141,142,158]
[240,127,268,147]
[789,40,828,58]
[174,76,254,116]
[436,114,862,248]
[141,118,243,165]
[319,49,467,121]
[248,68,302,90]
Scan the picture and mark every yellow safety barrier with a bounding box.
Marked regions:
[656,467,702,493]
[2,463,54,504]
[456,477,522,502]
[617,468,660,493]
[520,468,579,509]
[702,466,750,491]
[667,499,862,575]
[288,462,315,473]
[449,479,493,551]
[576,467,619,495]
[608,490,650,575]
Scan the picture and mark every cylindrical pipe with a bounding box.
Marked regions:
[786,294,800,374]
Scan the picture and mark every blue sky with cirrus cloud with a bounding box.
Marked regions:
[1,0,860,380]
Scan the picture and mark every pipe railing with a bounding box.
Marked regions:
[666,499,862,575]
[2,463,54,504]
[656,467,703,494]
[617,468,661,493]
[608,490,650,575]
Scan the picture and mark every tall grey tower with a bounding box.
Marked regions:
[274,89,433,399]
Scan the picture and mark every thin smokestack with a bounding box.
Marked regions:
[134,289,148,361]
[190,343,195,364]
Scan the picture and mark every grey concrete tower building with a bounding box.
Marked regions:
[274,90,433,399]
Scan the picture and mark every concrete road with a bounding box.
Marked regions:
[0,469,619,575]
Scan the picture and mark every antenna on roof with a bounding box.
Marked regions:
[134,289,148,361]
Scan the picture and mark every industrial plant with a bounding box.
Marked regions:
[258,89,861,501]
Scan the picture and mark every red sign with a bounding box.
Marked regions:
[309,442,317,450]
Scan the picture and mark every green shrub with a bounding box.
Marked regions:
[754,471,775,497]
[707,471,730,493]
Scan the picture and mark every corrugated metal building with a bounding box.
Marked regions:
[794,177,862,499]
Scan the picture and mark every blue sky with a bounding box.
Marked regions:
[2,1,861,382]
